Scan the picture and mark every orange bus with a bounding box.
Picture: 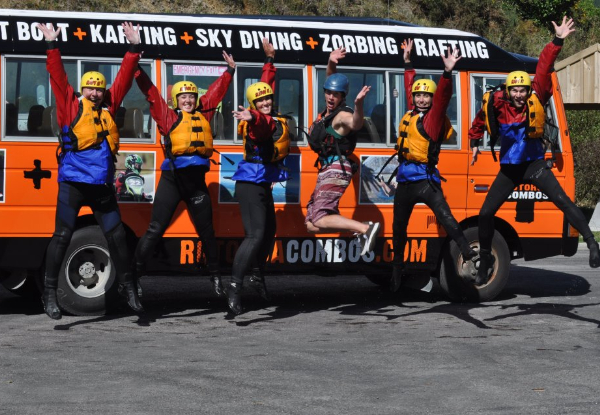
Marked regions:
[0,9,578,315]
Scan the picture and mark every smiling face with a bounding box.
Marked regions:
[413,92,432,111]
[254,95,273,115]
[176,93,197,113]
[508,86,529,109]
[82,87,105,105]
[324,89,344,113]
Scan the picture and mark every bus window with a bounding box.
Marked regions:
[316,68,386,146]
[236,65,305,143]
[3,57,75,140]
[82,61,152,141]
[164,61,235,142]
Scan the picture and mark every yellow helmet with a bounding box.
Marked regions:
[412,79,436,95]
[505,71,531,92]
[246,82,274,109]
[80,71,106,91]
[171,81,198,109]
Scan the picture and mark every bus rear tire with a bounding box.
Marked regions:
[0,269,42,298]
[439,227,510,302]
[56,226,118,316]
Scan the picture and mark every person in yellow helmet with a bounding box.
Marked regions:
[37,22,144,319]
[227,38,289,315]
[468,17,599,286]
[389,39,477,293]
[132,51,236,300]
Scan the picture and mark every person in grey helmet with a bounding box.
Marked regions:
[305,47,379,256]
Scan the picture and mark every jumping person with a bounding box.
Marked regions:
[469,17,598,286]
[38,22,144,319]
[389,40,477,292]
[228,39,291,315]
[132,51,236,298]
[305,47,379,256]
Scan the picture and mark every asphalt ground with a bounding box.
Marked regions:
[1,244,599,414]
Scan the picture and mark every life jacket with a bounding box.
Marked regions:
[165,110,213,160]
[60,97,119,155]
[238,115,290,163]
[308,105,357,170]
[396,110,453,165]
[482,85,545,161]
[376,110,453,186]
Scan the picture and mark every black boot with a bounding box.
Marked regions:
[475,249,494,286]
[227,283,243,315]
[248,268,270,301]
[463,248,478,262]
[209,271,226,297]
[118,281,144,314]
[585,237,600,268]
[390,265,403,293]
[42,288,62,320]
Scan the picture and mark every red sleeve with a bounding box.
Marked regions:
[198,70,233,122]
[468,108,486,143]
[135,68,178,136]
[46,48,79,128]
[260,62,276,90]
[404,68,415,108]
[532,40,562,105]
[103,51,141,117]
[421,73,452,142]
[246,109,276,142]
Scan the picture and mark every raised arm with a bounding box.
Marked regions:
[326,47,346,77]
[198,50,236,121]
[402,39,416,106]
[38,23,76,128]
[533,16,575,104]
[260,38,277,89]
[104,22,141,114]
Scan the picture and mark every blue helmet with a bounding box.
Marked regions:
[323,73,349,96]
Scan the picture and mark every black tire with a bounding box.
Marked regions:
[0,269,42,298]
[439,227,510,302]
[365,274,391,287]
[56,226,119,316]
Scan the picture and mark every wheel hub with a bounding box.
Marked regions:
[77,261,99,287]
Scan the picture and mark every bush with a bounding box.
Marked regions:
[569,110,600,208]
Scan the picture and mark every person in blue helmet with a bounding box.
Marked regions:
[305,47,380,256]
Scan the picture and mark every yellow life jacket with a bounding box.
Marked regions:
[238,115,290,163]
[166,110,213,158]
[63,98,119,154]
[482,89,545,140]
[396,110,453,164]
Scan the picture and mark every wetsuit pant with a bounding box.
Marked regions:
[393,179,471,268]
[479,158,592,251]
[45,181,130,289]
[231,181,276,286]
[134,165,218,272]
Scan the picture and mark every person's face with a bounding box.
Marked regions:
[177,93,197,113]
[508,86,529,108]
[82,87,105,104]
[324,89,344,112]
[413,92,432,111]
[254,96,273,115]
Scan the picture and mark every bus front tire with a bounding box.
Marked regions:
[56,226,118,316]
[439,227,510,302]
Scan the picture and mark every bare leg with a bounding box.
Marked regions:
[312,214,369,234]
